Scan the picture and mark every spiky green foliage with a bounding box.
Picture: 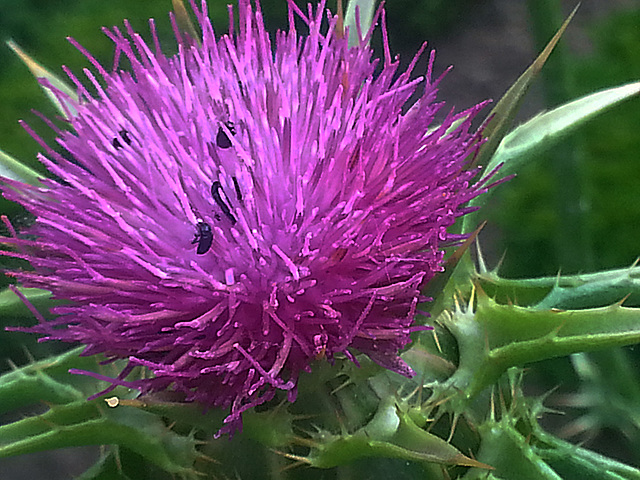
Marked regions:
[0,349,203,479]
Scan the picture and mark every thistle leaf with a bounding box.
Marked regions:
[475,261,640,309]
[463,81,640,234]
[172,0,201,45]
[0,147,42,186]
[459,5,578,236]
[0,400,201,477]
[534,429,640,479]
[7,40,78,119]
[0,347,112,415]
[560,350,640,442]
[441,291,640,402]
[0,287,56,317]
[345,0,376,47]
[471,411,640,479]
[464,370,640,480]
[0,348,200,478]
[303,400,491,469]
[471,420,563,480]
[483,81,640,189]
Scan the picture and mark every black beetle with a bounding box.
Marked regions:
[192,220,213,254]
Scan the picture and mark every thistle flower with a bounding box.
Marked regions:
[1,0,493,434]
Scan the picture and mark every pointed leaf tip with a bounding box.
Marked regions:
[6,40,78,119]
[472,3,579,170]
[345,0,376,47]
[0,147,42,186]
[481,81,640,190]
[172,0,201,46]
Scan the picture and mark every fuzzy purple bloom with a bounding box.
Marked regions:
[2,0,492,433]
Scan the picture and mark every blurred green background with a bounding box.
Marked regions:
[0,0,639,477]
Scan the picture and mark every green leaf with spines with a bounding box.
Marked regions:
[463,370,640,480]
[533,435,640,480]
[438,290,640,405]
[559,350,640,448]
[0,399,202,478]
[474,261,640,309]
[0,287,54,313]
[0,347,201,477]
[485,81,640,185]
[299,398,490,470]
[0,347,126,413]
[0,366,85,412]
[471,419,563,480]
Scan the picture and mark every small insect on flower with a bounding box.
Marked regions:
[112,129,132,149]
[211,181,237,224]
[192,220,213,255]
[216,121,236,149]
[232,176,242,202]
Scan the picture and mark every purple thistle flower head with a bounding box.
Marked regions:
[1,0,492,434]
